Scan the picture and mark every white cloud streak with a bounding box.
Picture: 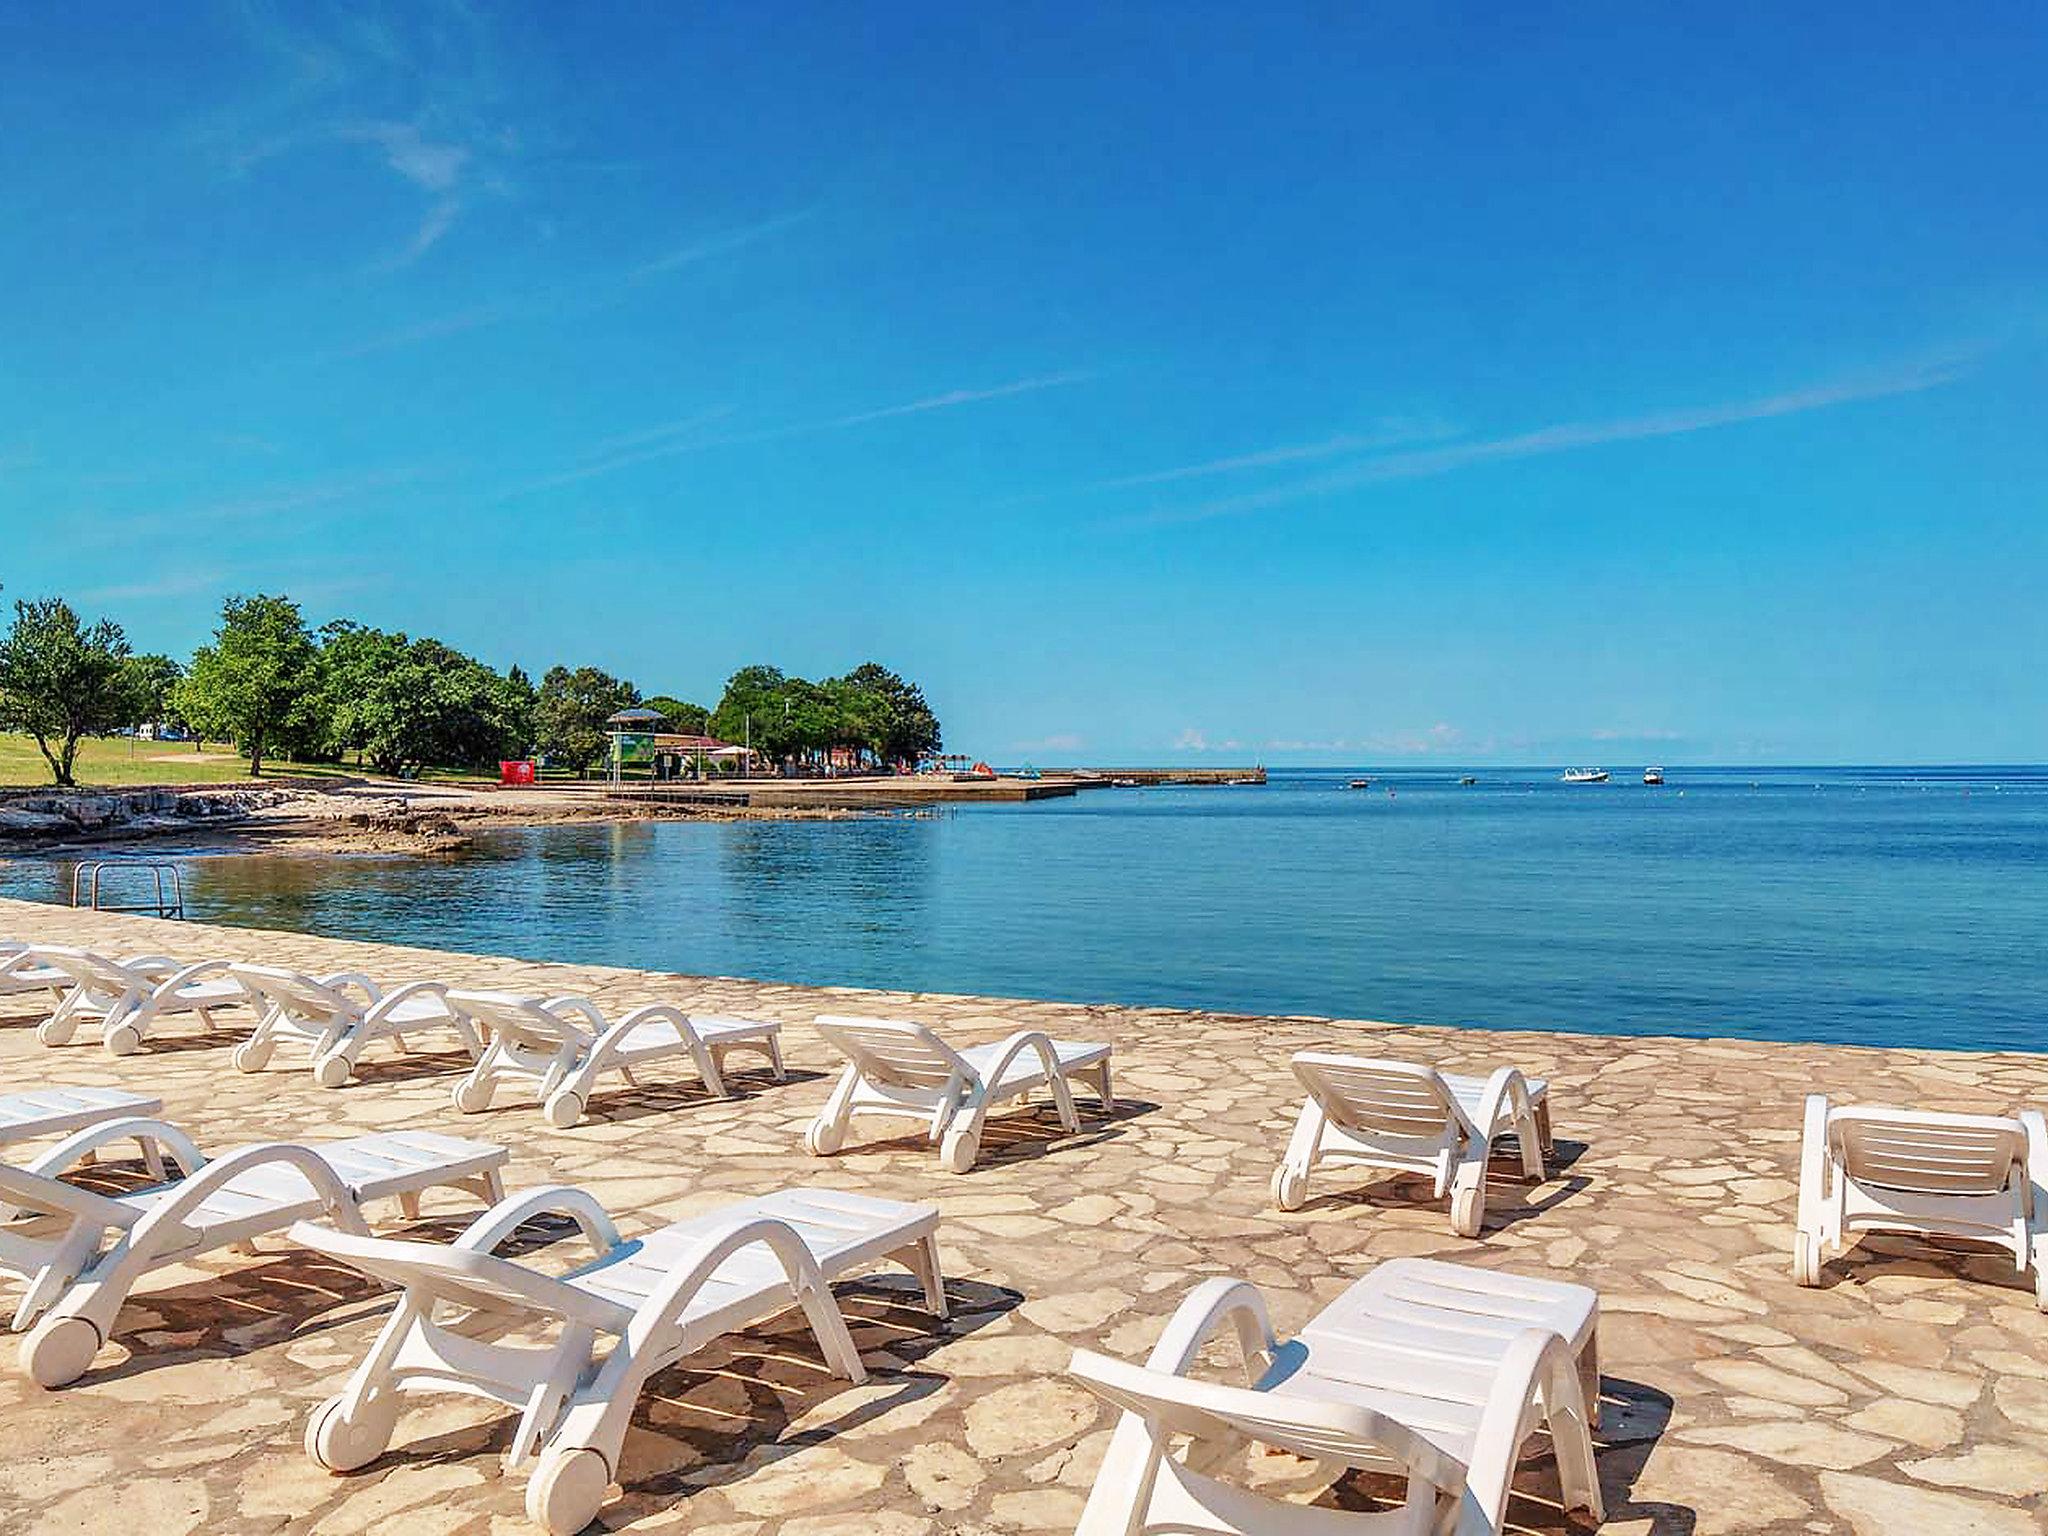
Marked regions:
[490,372,1091,501]
[1127,355,1976,527]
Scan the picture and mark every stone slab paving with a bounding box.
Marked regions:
[0,895,2044,1535]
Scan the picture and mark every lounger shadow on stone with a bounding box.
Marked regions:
[804,1014,1116,1174]
[444,990,785,1128]
[292,1185,947,1535]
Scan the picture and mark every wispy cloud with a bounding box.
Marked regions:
[489,408,737,500]
[330,205,818,358]
[201,6,512,271]
[344,120,471,192]
[489,372,1090,500]
[1263,724,1468,756]
[381,194,463,269]
[1011,732,1086,754]
[631,206,822,278]
[1084,416,1456,493]
[76,571,229,604]
[825,372,1092,430]
[1125,354,1977,527]
[1589,726,1686,743]
[99,467,434,537]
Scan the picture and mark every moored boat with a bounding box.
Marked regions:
[1643,766,1665,786]
[1560,768,1609,784]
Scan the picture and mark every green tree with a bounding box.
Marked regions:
[176,593,318,776]
[310,625,533,774]
[312,621,410,764]
[709,665,801,764]
[0,597,140,785]
[535,665,638,774]
[121,653,184,732]
[640,694,710,734]
[836,662,942,765]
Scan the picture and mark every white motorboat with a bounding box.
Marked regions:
[1560,768,1610,784]
[1643,766,1665,786]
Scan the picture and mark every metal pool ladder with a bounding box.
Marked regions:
[70,860,185,920]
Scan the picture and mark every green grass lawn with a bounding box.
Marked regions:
[0,734,497,790]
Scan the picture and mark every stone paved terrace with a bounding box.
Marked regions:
[1,895,2045,1536]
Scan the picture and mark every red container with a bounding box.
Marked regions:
[500,760,536,786]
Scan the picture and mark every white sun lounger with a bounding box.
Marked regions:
[804,1014,1115,1173]
[0,1087,164,1150]
[442,991,785,1128]
[0,1119,507,1387]
[1068,1258,1602,1536]
[0,945,75,1005]
[228,964,482,1088]
[293,1184,946,1534]
[1795,1092,2048,1307]
[25,945,248,1055]
[1272,1053,1551,1236]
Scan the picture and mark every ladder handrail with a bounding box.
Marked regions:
[68,860,185,920]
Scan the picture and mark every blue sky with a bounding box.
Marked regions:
[3,3,2045,765]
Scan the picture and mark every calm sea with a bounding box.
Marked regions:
[4,767,2044,1053]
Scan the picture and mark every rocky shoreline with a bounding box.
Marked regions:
[0,779,889,857]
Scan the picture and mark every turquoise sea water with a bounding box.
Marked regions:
[3,767,2043,1053]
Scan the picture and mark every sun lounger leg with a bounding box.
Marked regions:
[1449,1151,1488,1238]
[1271,1099,1328,1211]
[892,1232,950,1319]
[804,1066,862,1157]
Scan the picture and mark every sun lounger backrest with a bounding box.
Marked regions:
[1292,1053,1461,1140]
[816,1015,972,1090]
[298,1225,633,1331]
[1070,1348,1455,1484]
[29,947,156,990]
[447,991,586,1046]
[0,1158,138,1228]
[1830,1108,2025,1196]
[232,965,349,1021]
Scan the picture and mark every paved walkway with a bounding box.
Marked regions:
[1,896,2044,1535]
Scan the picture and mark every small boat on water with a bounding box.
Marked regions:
[1347,777,1372,790]
[1560,768,1609,784]
[1643,766,1665,786]
[1458,775,1478,786]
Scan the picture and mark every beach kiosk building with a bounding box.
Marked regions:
[605,710,754,782]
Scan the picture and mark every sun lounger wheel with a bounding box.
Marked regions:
[104,1023,143,1057]
[1450,1182,1484,1238]
[939,1125,980,1174]
[451,1078,492,1114]
[21,1315,101,1389]
[1270,1165,1308,1211]
[528,1446,610,1535]
[38,1017,78,1047]
[306,1393,399,1473]
[232,1039,275,1073]
[803,1120,844,1156]
[542,1090,586,1129]
[312,1053,353,1090]
[1792,1231,1823,1287]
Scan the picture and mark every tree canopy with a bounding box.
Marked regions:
[709,660,940,770]
[536,665,638,773]
[175,594,319,776]
[0,598,140,785]
[312,623,534,773]
[0,580,943,787]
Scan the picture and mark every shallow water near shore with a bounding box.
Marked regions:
[4,765,2044,1052]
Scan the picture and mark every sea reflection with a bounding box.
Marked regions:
[3,769,2046,1051]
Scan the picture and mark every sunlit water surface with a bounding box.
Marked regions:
[3,767,2043,1052]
